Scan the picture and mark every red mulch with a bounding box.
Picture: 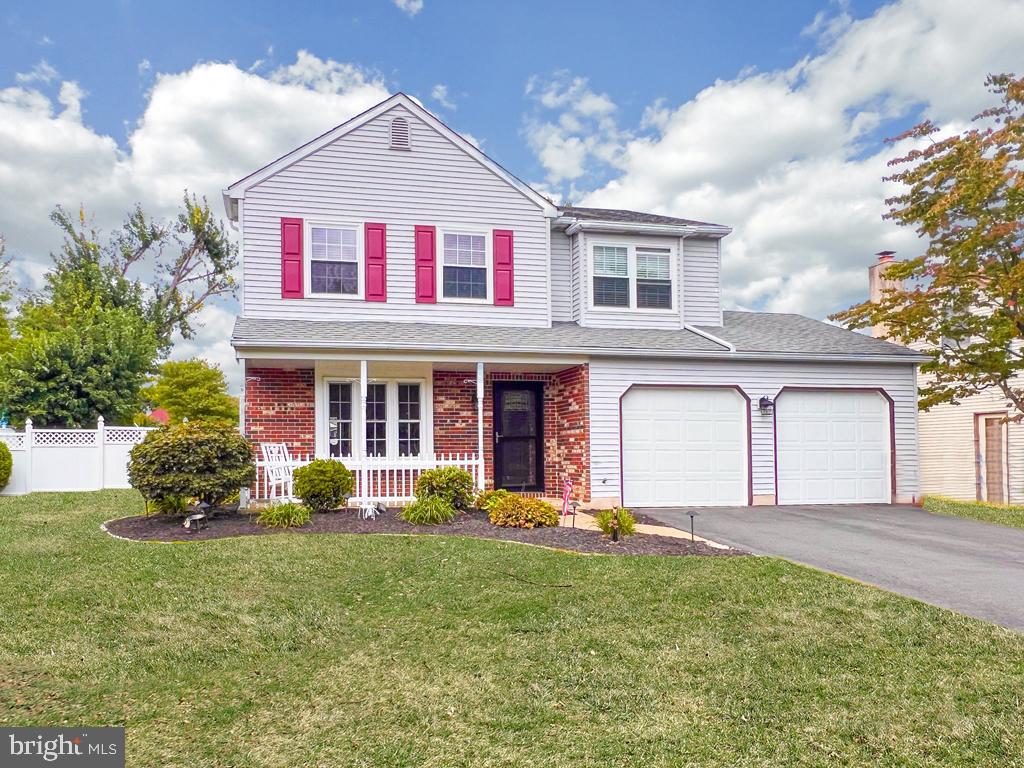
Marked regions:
[104,508,743,557]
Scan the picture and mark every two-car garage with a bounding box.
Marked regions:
[620,386,893,507]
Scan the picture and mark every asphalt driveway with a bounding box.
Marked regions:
[643,504,1024,631]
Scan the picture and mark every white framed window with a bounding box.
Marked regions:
[320,378,428,460]
[590,241,675,312]
[306,221,363,298]
[439,229,490,302]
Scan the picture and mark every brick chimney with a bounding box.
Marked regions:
[868,251,901,338]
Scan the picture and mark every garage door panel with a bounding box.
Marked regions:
[777,390,891,504]
[622,387,748,507]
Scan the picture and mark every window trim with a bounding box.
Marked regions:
[318,376,431,460]
[304,219,365,300]
[436,226,493,304]
[587,239,677,314]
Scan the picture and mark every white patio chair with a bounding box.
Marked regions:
[260,443,294,501]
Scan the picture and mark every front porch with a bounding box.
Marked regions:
[244,359,590,505]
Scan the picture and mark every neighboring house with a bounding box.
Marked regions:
[868,255,1020,504]
[226,93,925,508]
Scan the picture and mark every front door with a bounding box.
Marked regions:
[493,382,544,492]
[980,415,1007,503]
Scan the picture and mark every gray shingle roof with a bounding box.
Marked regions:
[232,312,924,361]
[232,318,726,354]
[702,311,922,357]
[558,206,727,229]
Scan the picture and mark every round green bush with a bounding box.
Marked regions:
[0,441,11,490]
[293,459,354,513]
[128,421,255,506]
[414,466,475,509]
[256,502,310,529]
[400,495,457,525]
[488,495,559,529]
[593,507,637,538]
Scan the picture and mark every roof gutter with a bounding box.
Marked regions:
[562,219,732,238]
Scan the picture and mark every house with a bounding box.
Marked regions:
[868,255,1020,504]
[226,93,925,508]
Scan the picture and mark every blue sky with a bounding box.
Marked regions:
[1,0,1022,390]
[4,0,864,185]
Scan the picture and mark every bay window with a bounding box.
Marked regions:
[327,382,353,458]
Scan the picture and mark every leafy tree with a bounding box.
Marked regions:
[832,74,1024,416]
[0,194,237,426]
[148,359,238,424]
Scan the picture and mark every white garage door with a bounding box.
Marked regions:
[776,390,891,504]
[621,387,748,507]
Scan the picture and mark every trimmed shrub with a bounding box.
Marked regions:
[488,495,559,529]
[593,507,637,538]
[475,488,511,512]
[147,495,190,516]
[128,421,255,506]
[0,442,11,490]
[293,459,354,513]
[415,466,475,509]
[400,495,457,525]
[256,502,310,529]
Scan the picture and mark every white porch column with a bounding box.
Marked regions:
[359,360,368,500]
[476,362,485,490]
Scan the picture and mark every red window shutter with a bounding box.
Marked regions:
[493,229,514,306]
[280,217,303,299]
[364,222,387,302]
[414,225,436,303]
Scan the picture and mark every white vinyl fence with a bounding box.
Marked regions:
[254,452,483,506]
[0,418,154,496]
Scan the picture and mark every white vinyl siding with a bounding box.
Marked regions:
[588,358,919,504]
[683,237,722,326]
[550,228,573,321]
[242,104,549,327]
[917,371,1024,503]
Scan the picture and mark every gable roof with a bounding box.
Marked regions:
[222,93,557,220]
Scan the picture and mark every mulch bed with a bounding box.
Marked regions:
[104,508,744,557]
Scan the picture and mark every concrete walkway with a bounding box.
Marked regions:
[562,511,731,549]
[643,504,1024,631]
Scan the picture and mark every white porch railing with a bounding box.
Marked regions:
[253,452,483,506]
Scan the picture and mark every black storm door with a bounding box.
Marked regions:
[493,382,544,492]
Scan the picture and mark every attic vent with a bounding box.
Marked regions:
[390,117,411,150]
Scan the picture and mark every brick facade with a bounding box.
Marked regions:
[244,368,316,456]
[244,364,591,502]
[432,365,591,501]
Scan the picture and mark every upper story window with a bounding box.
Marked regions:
[593,245,629,307]
[390,117,411,150]
[441,231,488,301]
[310,225,359,295]
[591,242,674,311]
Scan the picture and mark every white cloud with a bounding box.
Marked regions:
[393,0,423,17]
[536,0,1024,322]
[137,59,151,76]
[15,60,58,85]
[523,70,624,184]
[0,51,391,392]
[431,83,455,110]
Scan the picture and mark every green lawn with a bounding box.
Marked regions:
[2,491,1024,767]
[923,494,1024,530]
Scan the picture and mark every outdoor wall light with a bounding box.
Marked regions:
[758,396,775,416]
